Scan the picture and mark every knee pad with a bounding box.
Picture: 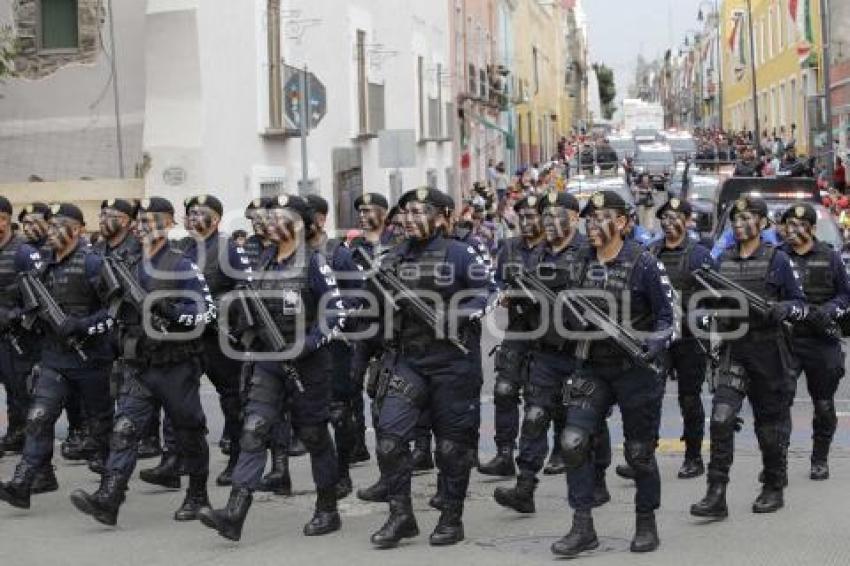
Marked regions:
[520,405,548,439]
[559,425,591,470]
[376,435,407,471]
[109,416,138,451]
[709,403,739,435]
[493,379,520,406]
[25,403,51,437]
[624,440,657,476]
[434,438,475,475]
[240,414,271,452]
[298,425,332,454]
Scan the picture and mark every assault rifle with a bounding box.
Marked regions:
[102,257,169,333]
[354,247,470,354]
[237,281,304,392]
[514,268,587,331]
[19,272,88,361]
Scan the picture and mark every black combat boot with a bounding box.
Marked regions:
[69,474,127,526]
[477,445,516,477]
[370,496,419,548]
[429,500,464,546]
[87,453,106,475]
[60,428,85,461]
[139,452,182,489]
[811,437,831,481]
[174,474,211,521]
[357,476,388,503]
[199,487,253,541]
[216,451,238,487]
[630,511,660,552]
[615,463,636,480]
[258,448,292,496]
[303,488,342,536]
[336,471,353,500]
[288,437,307,457]
[493,472,537,514]
[429,474,446,511]
[30,465,59,494]
[411,437,434,472]
[690,482,728,518]
[551,510,599,557]
[137,435,162,460]
[351,432,370,464]
[543,444,567,475]
[677,456,705,479]
[752,486,784,513]
[592,473,610,507]
[0,461,35,509]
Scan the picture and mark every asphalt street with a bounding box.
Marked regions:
[1,314,849,565]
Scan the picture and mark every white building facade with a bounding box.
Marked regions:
[144,0,453,234]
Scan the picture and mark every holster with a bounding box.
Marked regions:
[493,345,525,382]
[715,346,748,394]
[562,371,597,410]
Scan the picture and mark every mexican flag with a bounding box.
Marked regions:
[728,11,747,81]
[789,0,815,65]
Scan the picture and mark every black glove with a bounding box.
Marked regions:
[0,307,22,330]
[643,336,668,361]
[805,306,832,331]
[768,302,805,324]
[59,316,87,338]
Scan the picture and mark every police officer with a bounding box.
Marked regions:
[0,203,115,510]
[690,196,805,519]
[0,200,44,455]
[478,194,545,477]
[70,196,215,525]
[777,142,806,177]
[306,193,363,498]
[368,187,489,548]
[493,191,586,513]
[243,197,273,268]
[18,202,50,251]
[780,203,849,480]
[650,197,714,478]
[198,194,345,541]
[92,198,162,462]
[180,194,251,485]
[552,190,673,557]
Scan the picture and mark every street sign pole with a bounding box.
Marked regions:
[821,0,834,177]
[300,64,310,195]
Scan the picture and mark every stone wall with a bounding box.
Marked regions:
[12,0,102,79]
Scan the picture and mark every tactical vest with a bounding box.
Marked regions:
[0,236,27,309]
[578,240,651,360]
[93,233,142,263]
[717,244,777,332]
[529,239,585,348]
[122,247,204,364]
[44,246,99,319]
[243,235,267,269]
[254,249,318,345]
[651,240,696,309]
[384,237,453,346]
[791,241,835,307]
[197,235,234,298]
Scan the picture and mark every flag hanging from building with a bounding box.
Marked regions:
[728,11,746,82]
[789,0,814,65]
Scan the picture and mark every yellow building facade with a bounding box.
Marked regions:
[511,0,570,165]
[721,0,823,154]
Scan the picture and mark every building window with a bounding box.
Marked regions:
[468,63,477,95]
[260,181,285,198]
[356,29,368,134]
[479,67,487,99]
[368,82,385,133]
[39,0,79,51]
[428,97,441,138]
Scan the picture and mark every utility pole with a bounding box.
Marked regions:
[746,0,760,149]
[106,0,125,178]
[821,0,834,177]
[714,0,723,129]
[299,65,311,196]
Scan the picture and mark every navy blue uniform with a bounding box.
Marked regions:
[373,235,489,507]
[563,239,674,514]
[22,245,115,475]
[231,248,344,493]
[707,242,805,489]
[182,232,251,469]
[782,240,850,469]
[0,236,43,447]
[649,239,715,464]
[106,245,214,484]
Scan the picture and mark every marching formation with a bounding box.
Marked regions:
[0,186,846,559]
